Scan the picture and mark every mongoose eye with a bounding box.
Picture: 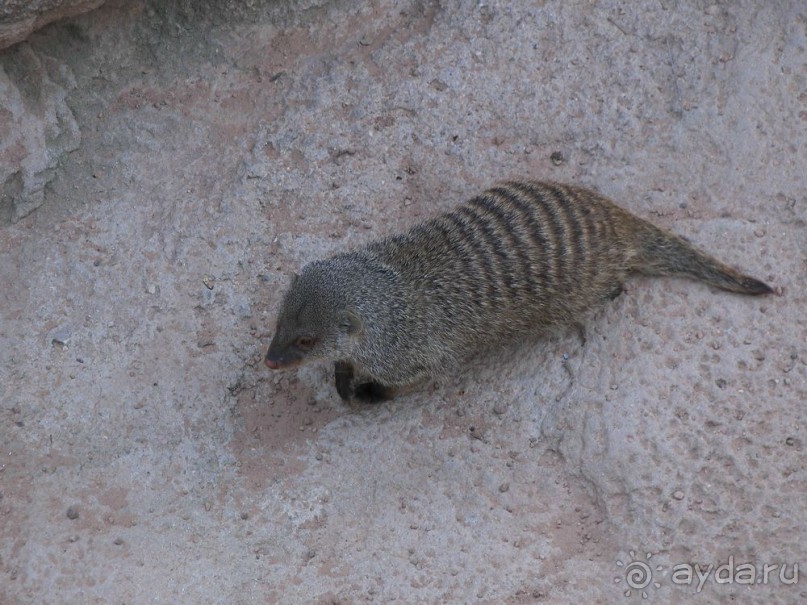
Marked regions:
[295,336,316,351]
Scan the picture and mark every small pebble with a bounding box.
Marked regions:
[67,535,79,543]
[469,426,485,441]
[499,482,510,493]
[235,300,252,318]
[550,151,565,165]
[673,490,685,500]
[200,288,215,306]
[113,537,124,546]
[785,437,795,446]
[240,512,249,520]
[492,403,507,415]
[66,505,79,520]
[51,326,72,347]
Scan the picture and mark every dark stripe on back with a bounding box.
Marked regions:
[480,188,542,296]
[544,183,586,276]
[444,210,501,305]
[507,181,565,285]
[468,194,529,295]
[572,188,599,276]
[457,201,519,300]
[488,185,554,291]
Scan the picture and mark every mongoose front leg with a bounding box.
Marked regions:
[334,361,356,401]
[353,380,395,403]
[334,361,393,403]
[356,368,433,403]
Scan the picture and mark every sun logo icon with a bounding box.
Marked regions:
[615,550,664,598]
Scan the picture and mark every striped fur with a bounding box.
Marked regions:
[265,181,772,401]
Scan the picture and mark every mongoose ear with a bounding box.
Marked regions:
[339,310,363,335]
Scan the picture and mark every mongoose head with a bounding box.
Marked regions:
[264,260,363,370]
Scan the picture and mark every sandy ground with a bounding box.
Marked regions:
[0,1,805,603]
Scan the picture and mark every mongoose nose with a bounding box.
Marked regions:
[264,357,280,370]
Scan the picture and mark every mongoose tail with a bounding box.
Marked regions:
[631,222,773,295]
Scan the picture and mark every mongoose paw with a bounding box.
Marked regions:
[607,283,625,300]
[353,381,394,403]
[334,362,394,403]
[334,361,355,401]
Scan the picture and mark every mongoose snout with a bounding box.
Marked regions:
[263,357,283,370]
[265,180,772,402]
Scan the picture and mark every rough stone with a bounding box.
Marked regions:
[0,1,803,604]
[0,43,80,222]
[0,0,106,51]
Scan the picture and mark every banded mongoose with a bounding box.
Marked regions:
[265,181,772,402]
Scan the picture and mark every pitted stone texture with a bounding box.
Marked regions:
[0,1,804,604]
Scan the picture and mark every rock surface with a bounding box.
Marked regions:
[0,0,106,50]
[0,42,81,222]
[0,1,804,604]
